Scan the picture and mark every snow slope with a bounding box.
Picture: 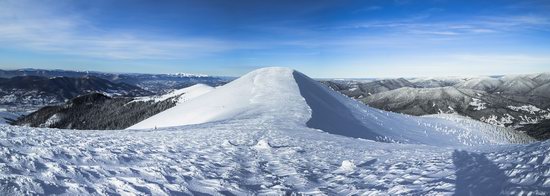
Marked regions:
[131,67,531,146]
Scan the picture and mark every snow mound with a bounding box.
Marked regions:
[130,67,532,146]
[336,160,356,173]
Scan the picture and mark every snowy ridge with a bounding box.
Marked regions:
[131,67,531,146]
[129,68,310,130]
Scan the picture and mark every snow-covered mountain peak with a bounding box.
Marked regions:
[129,67,532,146]
[128,67,309,129]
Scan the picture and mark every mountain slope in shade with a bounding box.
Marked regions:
[12,84,213,130]
[130,67,532,146]
[530,83,550,98]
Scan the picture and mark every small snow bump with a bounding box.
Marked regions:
[253,139,271,150]
[336,160,356,173]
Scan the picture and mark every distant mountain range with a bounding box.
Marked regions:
[0,68,231,94]
[0,75,152,112]
[0,68,231,119]
[322,78,415,98]
[322,73,550,140]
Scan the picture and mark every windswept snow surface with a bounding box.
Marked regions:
[1,67,547,195]
[0,123,548,195]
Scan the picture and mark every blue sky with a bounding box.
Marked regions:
[0,0,549,77]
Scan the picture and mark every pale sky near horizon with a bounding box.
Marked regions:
[0,0,549,78]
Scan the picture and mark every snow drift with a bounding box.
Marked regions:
[130,67,532,146]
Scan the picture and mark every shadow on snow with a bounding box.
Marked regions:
[453,150,508,195]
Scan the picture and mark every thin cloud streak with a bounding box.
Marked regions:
[337,15,550,36]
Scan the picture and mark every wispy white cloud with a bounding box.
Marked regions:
[450,54,550,65]
[0,0,237,60]
[338,14,550,36]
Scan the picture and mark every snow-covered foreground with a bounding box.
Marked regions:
[1,67,548,195]
[1,122,549,195]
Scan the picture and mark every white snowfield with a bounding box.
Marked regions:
[1,67,549,195]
